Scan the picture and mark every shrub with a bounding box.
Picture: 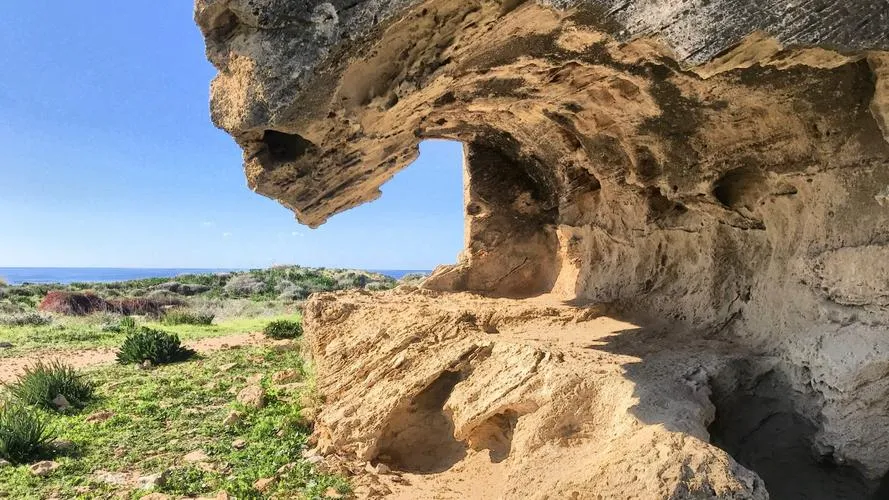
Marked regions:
[0,312,52,327]
[117,327,196,365]
[223,275,268,297]
[161,309,214,326]
[120,316,137,331]
[0,402,55,464]
[8,361,96,411]
[263,319,303,339]
[39,291,107,316]
[101,315,137,333]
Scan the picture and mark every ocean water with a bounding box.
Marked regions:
[0,268,429,285]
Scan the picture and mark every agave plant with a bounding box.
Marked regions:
[117,327,196,365]
[8,361,95,411]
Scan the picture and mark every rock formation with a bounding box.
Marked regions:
[196,1,889,498]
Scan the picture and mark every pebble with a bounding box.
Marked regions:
[51,394,71,411]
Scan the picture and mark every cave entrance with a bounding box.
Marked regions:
[708,367,875,499]
[422,131,565,298]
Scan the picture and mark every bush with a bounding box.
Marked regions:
[101,315,137,333]
[223,275,268,297]
[8,361,96,411]
[117,327,196,365]
[39,291,107,316]
[263,319,303,339]
[0,312,52,327]
[0,402,55,464]
[161,309,215,326]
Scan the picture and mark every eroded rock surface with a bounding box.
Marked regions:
[197,1,889,498]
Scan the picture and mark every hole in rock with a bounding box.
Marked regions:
[467,410,518,463]
[709,368,873,499]
[261,130,315,163]
[712,166,768,211]
[375,370,468,473]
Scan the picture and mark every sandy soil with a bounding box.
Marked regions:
[0,332,269,384]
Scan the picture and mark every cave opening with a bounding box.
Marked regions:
[708,367,876,499]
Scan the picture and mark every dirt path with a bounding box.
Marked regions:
[0,332,269,384]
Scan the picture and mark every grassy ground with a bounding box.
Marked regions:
[0,344,348,499]
[0,314,300,358]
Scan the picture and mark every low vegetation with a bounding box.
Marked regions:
[0,402,55,464]
[263,319,303,340]
[117,327,196,365]
[0,345,349,498]
[8,361,95,411]
[161,309,215,326]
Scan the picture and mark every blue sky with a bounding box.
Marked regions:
[0,2,464,270]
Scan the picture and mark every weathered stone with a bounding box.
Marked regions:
[93,470,129,486]
[236,385,265,409]
[253,476,276,492]
[222,410,243,427]
[51,395,71,412]
[183,450,210,463]
[85,410,114,423]
[29,460,60,477]
[197,1,889,499]
[271,369,301,384]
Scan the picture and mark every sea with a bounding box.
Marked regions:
[0,268,429,286]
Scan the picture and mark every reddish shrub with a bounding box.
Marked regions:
[39,291,108,316]
[107,298,166,317]
[39,292,177,317]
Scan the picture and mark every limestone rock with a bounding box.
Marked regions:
[222,410,243,427]
[85,410,114,423]
[271,369,301,384]
[183,450,210,463]
[29,460,60,477]
[197,1,889,498]
[237,385,265,409]
[253,476,276,492]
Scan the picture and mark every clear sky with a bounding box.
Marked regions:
[0,2,464,270]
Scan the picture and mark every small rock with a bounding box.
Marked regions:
[141,494,172,500]
[272,369,301,384]
[299,406,319,425]
[183,450,209,463]
[51,394,71,411]
[0,459,10,468]
[217,363,237,373]
[222,410,243,428]
[51,439,75,451]
[276,462,295,475]
[94,470,129,486]
[246,373,263,384]
[231,438,247,450]
[85,410,114,423]
[324,487,344,499]
[137,471,167,490]
[0,341,13,349]
[253,476,276,492]
[236,385,265,409]
[376,463,391,474]
[30,460,60,477]
[139,360,153,370]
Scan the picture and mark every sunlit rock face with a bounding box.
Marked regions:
[196,1,889,497]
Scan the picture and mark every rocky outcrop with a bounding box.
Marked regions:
[197,1,889,498]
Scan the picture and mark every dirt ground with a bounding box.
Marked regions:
[0,332,269,384]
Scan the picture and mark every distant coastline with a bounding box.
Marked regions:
[0,267,430,285]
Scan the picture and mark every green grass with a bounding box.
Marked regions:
[0,345,349,499]
[0,314,301,358]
